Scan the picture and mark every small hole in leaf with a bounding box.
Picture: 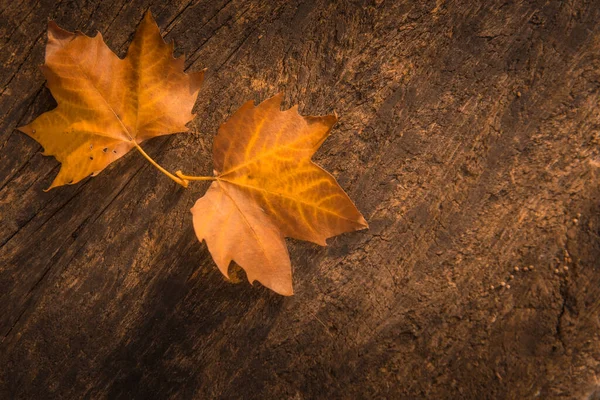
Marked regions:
[103,148,108,152]
[113,150,117,153]
[90,145,93,149]
[90,156,93,160]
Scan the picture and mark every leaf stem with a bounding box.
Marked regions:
[132,141,189,187]
[175,171,216,181]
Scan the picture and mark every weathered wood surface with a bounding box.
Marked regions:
[1,0,600,398]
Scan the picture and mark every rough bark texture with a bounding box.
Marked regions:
[1,0,600,399]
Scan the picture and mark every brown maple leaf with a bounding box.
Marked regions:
[185,94,368,295]
[18,11,204,190]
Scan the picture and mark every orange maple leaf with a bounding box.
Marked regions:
[184,94,368,295]
[18,12,204,190]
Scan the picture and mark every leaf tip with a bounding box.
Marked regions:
[47,20,60,35]
[46,20,75,49]
[327,112,338,127]
[16,124,29,135]
[265,92,284,109]
[275,91,285,102]
[190,69,205,93]
[137,9,159,37]
[252,277,294,296]
[358,215,369,229]
[280,285,294,296]
[43,183,58,192]
[144,9,154,22]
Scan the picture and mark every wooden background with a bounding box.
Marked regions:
[1,0,600,398]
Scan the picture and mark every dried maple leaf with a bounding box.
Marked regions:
[18,11,204,189]
[186,94,368,295]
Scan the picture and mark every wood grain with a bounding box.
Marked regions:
[1,0,600,398]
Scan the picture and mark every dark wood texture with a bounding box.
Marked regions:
[1,0,600,398]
